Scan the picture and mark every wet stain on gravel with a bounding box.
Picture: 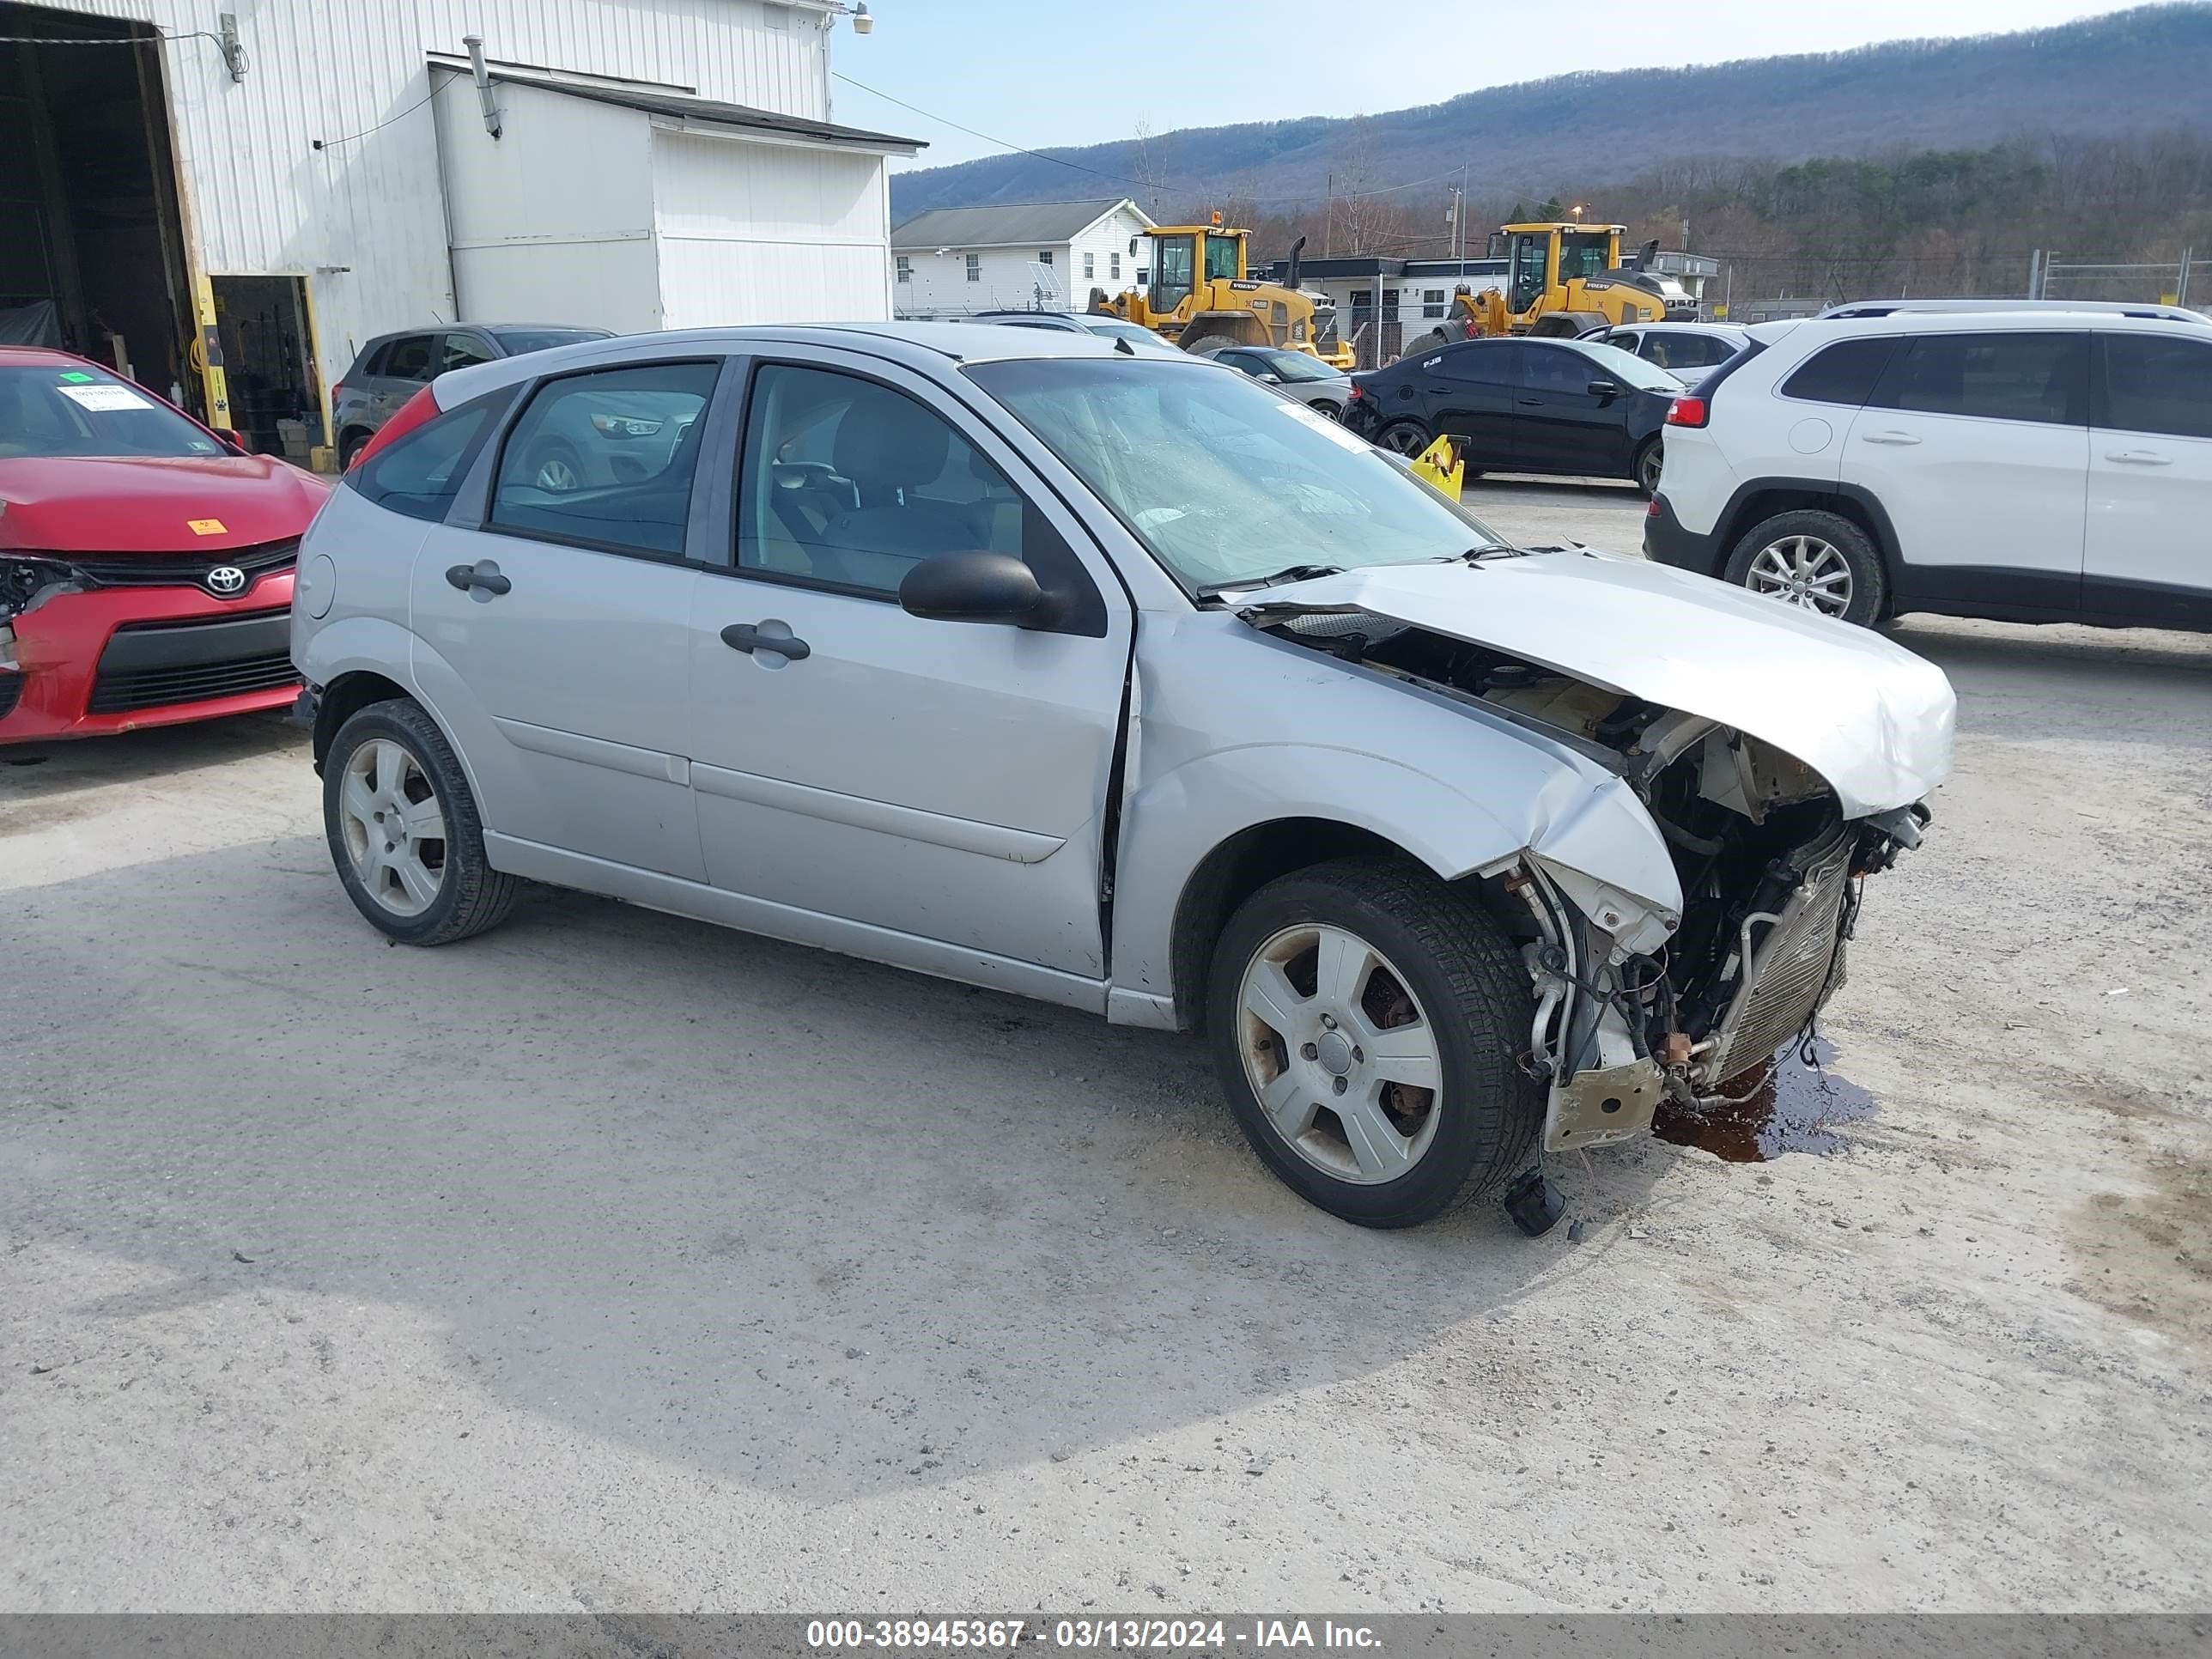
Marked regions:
[2067,1148,2212,1350]
[1652,1042,1878,1163]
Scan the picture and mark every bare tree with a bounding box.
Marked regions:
[1331,118,1408,255]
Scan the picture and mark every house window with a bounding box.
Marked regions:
[1038,251,1054,265]
[896,256,911,284]
[1135,268,1147,286]
[1110,252,1121,279]
[1084,252,1096,279]
[1421,287,1446,319]
[965,254,981,283]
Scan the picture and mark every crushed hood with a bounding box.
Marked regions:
[1242,550,1955,817]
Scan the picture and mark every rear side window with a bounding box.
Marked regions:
[351,386,516,523]
[2098,333,2212,440]
[489,360,720,558]
[382,336,434,382]
[1870,331,2086,426]
[1781,337,1898,406]
[353,343,391,380]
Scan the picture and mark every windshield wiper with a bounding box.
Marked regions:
[1195,562,1343,598]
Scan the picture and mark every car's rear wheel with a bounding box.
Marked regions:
[324,700,520,945]
[1206,860,1541,1228]
[1376,420,1431,458]
[1633,437,1664,497]
[337,428,370,471]
[1723,508,1886,626]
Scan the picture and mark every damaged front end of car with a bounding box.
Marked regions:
[1237,550,1955,1152]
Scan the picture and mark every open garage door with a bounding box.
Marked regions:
[0,3,195,409]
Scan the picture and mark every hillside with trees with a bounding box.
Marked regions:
[889,6,2212,300]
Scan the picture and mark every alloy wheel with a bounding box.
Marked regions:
[534,454,580,492]
[1745,534,1853,617]
[1380,425,1429,457]
[1237,923,1443,1184]
[338,738,448,917]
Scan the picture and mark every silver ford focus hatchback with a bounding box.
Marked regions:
[293,323,1954,1229]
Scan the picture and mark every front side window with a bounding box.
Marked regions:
[1440,343,1521,386]
[1559,339,1681,392]
[489,361,719,556]
[1781,337,1898,406]
[382,336,434,382]
[1248,349,1340,385]
[1509,234,1549,311]
[1203,234,1240,283]
[2098,332,2212,440]
[738,364,1035,599]
[1559,233,1612,283]
[1523,346,1595,393]
[965,254,981,283]
[969,356,1510,593]
[0,364,224,459]
[1873,331,2086,426]
[352,386,516,522]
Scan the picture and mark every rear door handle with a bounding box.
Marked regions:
[1860,430,1922,446]
[2106,450,2172,465]
[720,621,810,661]
[1516,398,1543,406]
[444,562,511,595]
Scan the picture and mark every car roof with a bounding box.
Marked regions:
[423,321,1197,404]
[1779,309,2211,339]
[1818,298,2206,323]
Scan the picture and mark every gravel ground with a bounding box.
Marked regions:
[3,482,2208,1613]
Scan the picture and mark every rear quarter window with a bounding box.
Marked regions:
[1780,337,1899,406]
[350,386,516,523]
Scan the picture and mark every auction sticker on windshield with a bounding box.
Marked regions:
[57,382,155,412]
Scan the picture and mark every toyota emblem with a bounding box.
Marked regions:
[205,564,248,598]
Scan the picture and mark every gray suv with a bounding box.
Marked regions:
[332,325,611,470]
[292,323,1952,1229]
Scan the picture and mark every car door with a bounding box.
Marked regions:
[410,356,731,880]
[685,349,1132,979]
[1841,330,2089,613]
[2084,329,2212,628]
[1516,343,1626,476]
[1424,342,1523,469]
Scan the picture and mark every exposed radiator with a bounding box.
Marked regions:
[1702,823,1855,1085]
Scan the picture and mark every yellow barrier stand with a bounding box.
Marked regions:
[1409,434,1465,501]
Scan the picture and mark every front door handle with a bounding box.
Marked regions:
[1860,430,1922,446]
[720,621,811,661]
[2106,450,2172,465]
[444,562,511,595]
[1516,397,1543,406]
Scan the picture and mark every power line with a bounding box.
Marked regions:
[313,76,452,151]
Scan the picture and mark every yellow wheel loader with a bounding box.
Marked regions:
[1400,222,1698,356]
[1091,223,1355,368]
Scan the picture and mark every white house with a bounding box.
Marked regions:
[0,0,918,462]
[890,198,1155,318]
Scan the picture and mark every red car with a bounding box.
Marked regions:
[1,347,330,744]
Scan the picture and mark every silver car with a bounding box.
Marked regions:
[292,322,1954,1230]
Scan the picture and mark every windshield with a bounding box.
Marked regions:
[966,357,1510,592]
[1248,349,1341,383]
[490,328,613,356]
[1572,339,1686,392]
[0,364,225,459]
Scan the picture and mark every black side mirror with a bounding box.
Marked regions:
[1586,379,1620,400]
[899,550,1052,629]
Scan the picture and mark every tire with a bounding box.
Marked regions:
[1182,333,1244,356]
[1722,508,1886,626]
[1375,420,1432,459]
[1206,859,1542,1229]
[1633,437,1664,498]
[526,440,585,494]
[323,699,520,946]
[337,428,370,471]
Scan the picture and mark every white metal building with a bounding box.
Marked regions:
[889,198,1154,319]
[0,0,917,461]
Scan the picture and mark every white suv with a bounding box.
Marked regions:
[1645,309,2212,629]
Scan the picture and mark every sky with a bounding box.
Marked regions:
[825,0,2148,173]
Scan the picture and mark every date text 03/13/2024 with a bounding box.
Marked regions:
[805,1618,1383,1650]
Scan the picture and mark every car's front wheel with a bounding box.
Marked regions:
[324,699,520,945]
[1206,860,1541,1228]
[1723,508,1886,625]
[1633,437,1664,498]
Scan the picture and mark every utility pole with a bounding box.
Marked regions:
[1325,173,1334,257]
